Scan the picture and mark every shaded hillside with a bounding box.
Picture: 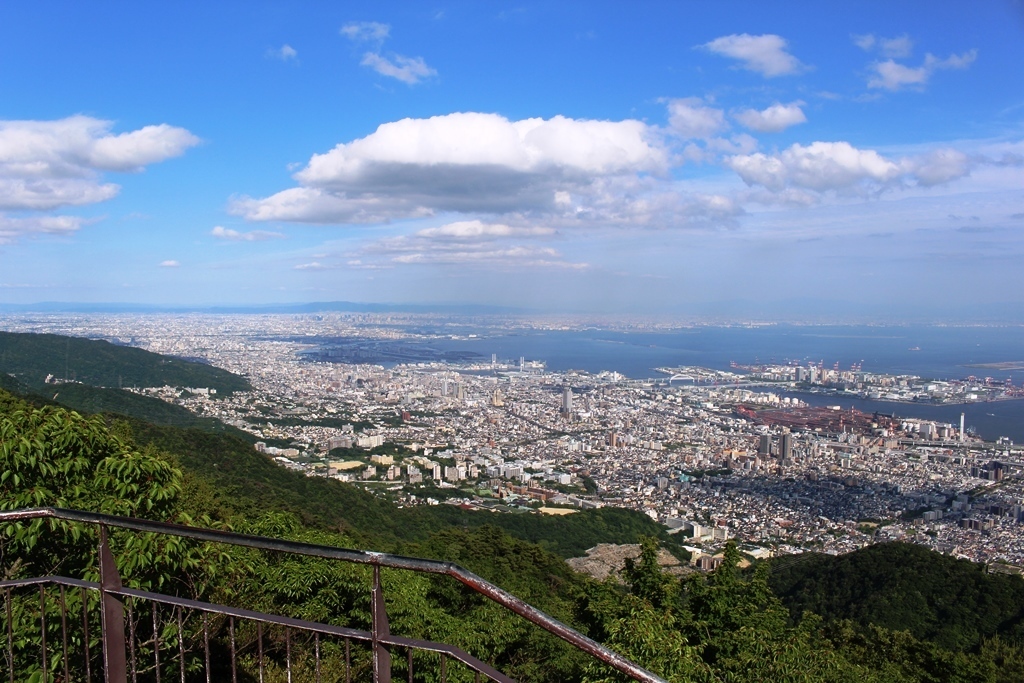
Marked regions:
[2,378,249,436]
[46,384,223,427]
[0,331,251,394]
[769,542,1024,651]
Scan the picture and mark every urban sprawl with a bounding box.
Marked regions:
[6,313,1024,573]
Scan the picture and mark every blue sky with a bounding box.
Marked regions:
[0,1,1022,317]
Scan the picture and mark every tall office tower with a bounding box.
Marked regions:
[491,353,497,367]
[456,383,466,401]
[960,413,966,442]
[442,379,448,397]
[520,356,525,372]
[758,434,772,456]
[561,385,573,416]
[780,433,794,460]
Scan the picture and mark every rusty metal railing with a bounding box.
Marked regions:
[0,507,666,682]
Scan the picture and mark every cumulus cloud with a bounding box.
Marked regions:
[294,261,328,270]
[728,142,899,192]
[0,116,199,211]
[0,214,85,244]
[0,178,119,211]
[727,141,974,195]
[233,112,668,223]
[666,98,726,139]
[901,149,971,187]
[867,50,977,91]
[734,102,807,133]
[853,34,913,58]
[210,225,285,241]
[159,260,180,268]
[360,52,436,84]
[701,34,805,77]
[268,44,298,61]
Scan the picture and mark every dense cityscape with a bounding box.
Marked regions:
[4,312,1024,573]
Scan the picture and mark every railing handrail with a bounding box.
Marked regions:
[0,507,666,682]
[0,574,511,680]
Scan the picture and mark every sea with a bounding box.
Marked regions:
[419,325,1024,443]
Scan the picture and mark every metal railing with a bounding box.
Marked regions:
[0,507,666,682]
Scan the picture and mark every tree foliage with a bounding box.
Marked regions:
[769,542,1024,651]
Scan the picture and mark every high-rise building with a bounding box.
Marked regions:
[780,433,794,460]
[758,434,772,456]
[561,385,573,416]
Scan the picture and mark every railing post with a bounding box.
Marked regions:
[371,564,392,683]
[98,526,128,683]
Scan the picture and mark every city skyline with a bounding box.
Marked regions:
[1,2,1022,316]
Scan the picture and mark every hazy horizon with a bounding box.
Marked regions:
[1,2,1022,316]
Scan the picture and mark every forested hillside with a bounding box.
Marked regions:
[769,542,1024,651]
[0,330,251,393]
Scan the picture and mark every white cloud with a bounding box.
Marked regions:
[940,51,978,69]
[901,149,972,187]
[729,142,900,192]
[0,116,199,211]
[728,141,976,194]
[234,112,668,223]
[230,187,432,224]
[84,124,199,171]
[268,44,298,61]
[415,220,555,239]
[159,260,180,268]
[868,61,929,91]
[296,113,664,181]
[350,215,587,270]
[853,34,876,52]
[387,243,588,269]
[341,21,434,85]
[294,261,328,270]
[0,178,119,211]
[360,52,436,84]
[853,34,913,58]
[879,35,913,58]
[734,102,807,133]
[210,225,285,241]
[666,98,726,139]
[341,22,390,43]
[867,50,977,91]
[0,214,84,244]
[701,34,804,77]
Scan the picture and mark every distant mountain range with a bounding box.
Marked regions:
[0,301,524,314]
[1,299,1021,323]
